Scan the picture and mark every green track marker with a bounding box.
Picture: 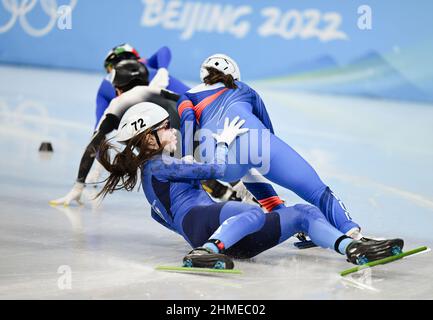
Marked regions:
[340,246,428,277]
[156,266,242,275]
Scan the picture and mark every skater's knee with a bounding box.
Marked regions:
[293,204,324,229]
[243,207,266,229]
[294,204,320,216]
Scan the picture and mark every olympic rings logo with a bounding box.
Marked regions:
[0,0,77,36]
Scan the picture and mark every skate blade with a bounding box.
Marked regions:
[340,246,429,276]
[294,240,317,250]
[156,266,242,275]
[183,253,234,269]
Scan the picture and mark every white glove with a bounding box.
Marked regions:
[149,67,169,90]
[212,116,249,147]
[49,182,85,206]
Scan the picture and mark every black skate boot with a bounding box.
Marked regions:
[346,238,404,265]
[183,247,234,270]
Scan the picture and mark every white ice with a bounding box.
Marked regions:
[0,65,432,299]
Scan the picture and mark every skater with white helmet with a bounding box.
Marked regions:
[178,53,372,241]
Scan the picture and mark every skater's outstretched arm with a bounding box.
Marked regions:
[152,117,249,182]
[146,46,190,94]
[81,86,163,181]
[146,47,172,91]
[146,46,172,69]
[49,85,172,206]
[95,78,116,130]
[150,145,228,182]
[49,113,120,206]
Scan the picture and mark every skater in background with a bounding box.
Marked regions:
[50,59,249,206]
[50,58,177,206]
[86,43,190,184]
[96,43,190,130]
[178,54,369,240]
[96,102,404,269]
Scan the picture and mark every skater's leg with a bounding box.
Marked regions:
[216,104,359,234]
[181,201,266,251]
[218,106,359,234]
[209,201,266,251]
[276,204,352,253]
[209,103,285,211]
[180,201,267,268]
[181,202,403,266]
[264,134,360,234]
[225,204,352,259]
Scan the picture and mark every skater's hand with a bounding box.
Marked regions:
[212,116,249,147]
[149,68,169,90]
[49,182,85,206]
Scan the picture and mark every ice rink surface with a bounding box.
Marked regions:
[0,65,432,299]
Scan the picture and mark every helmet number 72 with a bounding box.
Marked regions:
[131,118,145,131]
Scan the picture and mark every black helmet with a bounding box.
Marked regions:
[111,59,149,92]
[104,43,141,71]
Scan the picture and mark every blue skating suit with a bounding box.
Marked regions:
[141,145,351,258]
[94,46,190,129]
[178,81,359,234]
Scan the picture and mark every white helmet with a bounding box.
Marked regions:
[116,102,169,144]
[200,53,241,82]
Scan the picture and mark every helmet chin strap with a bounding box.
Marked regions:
[152,131,162,148]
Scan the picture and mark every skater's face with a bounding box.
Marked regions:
[148,119,177,153]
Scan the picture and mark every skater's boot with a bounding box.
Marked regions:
[346,238,404,265]
[183,247,234,270]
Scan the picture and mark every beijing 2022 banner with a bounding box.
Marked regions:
[1,0,433,103]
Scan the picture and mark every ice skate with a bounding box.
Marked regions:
[345,238,404,265]
[183,247,234,270]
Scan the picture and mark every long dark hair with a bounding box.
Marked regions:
[97,129,166,199]
[203,67,238,89]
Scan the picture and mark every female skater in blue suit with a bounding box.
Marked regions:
[178,54,363,238]
[97,102,403,269]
